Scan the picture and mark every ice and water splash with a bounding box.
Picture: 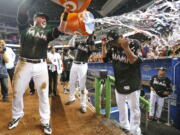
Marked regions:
[94,0,180,46]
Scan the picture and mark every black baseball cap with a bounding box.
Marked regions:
[34,12,49,22]
[107,30,119,42]
[158,67,166,71]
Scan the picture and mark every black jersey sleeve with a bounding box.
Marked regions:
[17,12,29,31]
[150,75,156,87]
[87,40,95,46]
[166,78,172,92]
[17,0,36,31]
[74,42,80,48]
[47,27,64,42]
[133,40,142,57]
[17,8,29,31]
[131,39,143,65]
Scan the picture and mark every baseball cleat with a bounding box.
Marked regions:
[43,124,52,135]
[81,106,87,113]
[147,116,154,121]
[8,117,21,130]
[63,88,68,94]
[3,97,10,102]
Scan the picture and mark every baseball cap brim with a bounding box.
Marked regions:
[157,67,166,71]
[107,30,119,42]
[34,13,49,22]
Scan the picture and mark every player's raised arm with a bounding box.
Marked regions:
[68,35,77,47]
[101,38,107,58]
[118,37,138,64]
[58,10,69,33]
[17,0,36,30]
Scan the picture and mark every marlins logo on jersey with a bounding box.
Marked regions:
[26,27,47,40]
[77,45,89,53]
[112,52,129,63]
[153,78,167,87]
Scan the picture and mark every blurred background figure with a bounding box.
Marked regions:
[0,40,9,102]
[147,47,156,59]
[149,67,172,123]
[60,49,73,94]
[5,44,16,83]
[47,46,62,96]
[29,78,36,95]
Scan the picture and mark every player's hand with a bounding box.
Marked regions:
[102,38,107,46]
[64,6,72,13]
[0,48,3,53]
[163,91,170,96]
[47,58,52,64]
[3,53,9,63]
[119,37,129,50]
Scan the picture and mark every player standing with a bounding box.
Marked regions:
[149,67,171,122]
[102,30,142,135]
[65,35,96,113]
[8,0,68,134]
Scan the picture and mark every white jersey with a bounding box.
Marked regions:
[5,47,16,69]
[47,52,62,74]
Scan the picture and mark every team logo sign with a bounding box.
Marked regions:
[143,65,152,71]
[62,1,77,12]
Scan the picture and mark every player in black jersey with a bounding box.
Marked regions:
[149,67,171,121]
[8,0,68,134]
[65,35,96,113]
[102,30,142,135]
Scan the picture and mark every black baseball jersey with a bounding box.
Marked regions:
[17,12,63,59]
[74,42,95,62]
[150,75,171,97]
[104,39,142,94]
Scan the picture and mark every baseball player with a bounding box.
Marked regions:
[8,0,68,134]
[149,67,171,122]
[65,35,96,113]
[102,30,142,135]
[29,78,36,95]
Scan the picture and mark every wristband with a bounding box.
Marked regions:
[63,12,68,21]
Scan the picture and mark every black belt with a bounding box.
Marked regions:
[19,57,46,64]
[73,61,86,64]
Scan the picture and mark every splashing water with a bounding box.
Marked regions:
[93,0,180,47]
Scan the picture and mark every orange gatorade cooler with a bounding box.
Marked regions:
[63,10,95,35]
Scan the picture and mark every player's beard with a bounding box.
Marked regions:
[41,21,47,28]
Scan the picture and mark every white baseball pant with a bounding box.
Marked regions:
[149,90,164,118]
[69,62,88,108]
[115,90,141,135]
[12,60,50,125]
